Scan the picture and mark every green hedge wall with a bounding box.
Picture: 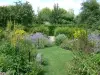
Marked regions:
[27,24,86,36]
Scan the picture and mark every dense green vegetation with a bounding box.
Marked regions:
[0,0,100,75]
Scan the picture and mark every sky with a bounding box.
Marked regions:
[0,0,100,15]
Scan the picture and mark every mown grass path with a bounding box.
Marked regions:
[38,46,73,75]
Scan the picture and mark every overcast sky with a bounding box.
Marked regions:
[0,0,100,15]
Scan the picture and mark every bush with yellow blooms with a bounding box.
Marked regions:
[73,29,87,40]
[11,29,26,47]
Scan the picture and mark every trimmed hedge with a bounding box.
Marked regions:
[30,25,49,35]
[28,24,87,36]
[54,27,76,38]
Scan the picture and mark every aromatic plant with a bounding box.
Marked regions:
[30,33,51,49]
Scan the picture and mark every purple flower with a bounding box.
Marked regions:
[28,33,49,48]
[30,33,44,40]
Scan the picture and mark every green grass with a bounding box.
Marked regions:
[38,46,73,75]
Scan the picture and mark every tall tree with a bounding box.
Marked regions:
[79,0,100,28]
[14,1,35,26]
[38,7,52,24]
[50,3,60,24]
[50,4,74,24]
[0,1,35,27]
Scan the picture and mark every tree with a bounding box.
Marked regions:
[38,7,52,24]
[50,4,75,24]
[0,1,35,28]
[50,3,60,24]
[78,0,100,28]
[14,1,35,26]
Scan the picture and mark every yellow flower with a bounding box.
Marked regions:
[15,29,26,35]
[11,29,26,47]
[73,29,87,39]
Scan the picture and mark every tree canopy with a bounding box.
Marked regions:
[76,0,100,29]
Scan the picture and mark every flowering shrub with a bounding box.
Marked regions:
[11,29,26,47]
[55,34,67,46]
[14,29,26,35]
[88,30,100,53]
[73,29,89,51]
[30,33,51,49]
[73,29,87,39]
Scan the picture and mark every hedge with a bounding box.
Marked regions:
[54,27,79,39]
[30,25,49,35]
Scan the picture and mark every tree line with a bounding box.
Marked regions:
[0,0,100,29]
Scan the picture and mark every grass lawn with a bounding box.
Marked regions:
[38,46,73,75]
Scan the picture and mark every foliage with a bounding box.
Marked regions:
[60,39,73,50]
[14,24,25,30]
[37,7,52,24]
[0,39,43,75]
[73,28,87,39]
[50,4,74,24]
[11,29,26,47]
[0,28,5,39]
[0,2,75,26]
[73,29,88,51]
[55,34,67,45]
[88,30,100,53]
[30,33,52,49]
[31,26,49,35]
[66,52,100,75]
[0,1,34,27]
[76,0,100,29]
[54,27,76,38]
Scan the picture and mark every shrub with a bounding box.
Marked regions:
[66,52,100,75]
[73,28,87,40]
[0,39,43,75]
[0,28,2,32]
[55,34,67,46]
[0,28,5,39]
[30,26,49,35]
[11,29,26,47]
[88,30,100,53]
[30,33,52,49]
[14,24,25,30]
[54,27,75,39]
[60,39,74,50]
[73,29,89,51]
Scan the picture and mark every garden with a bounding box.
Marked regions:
[0,0,100,75]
